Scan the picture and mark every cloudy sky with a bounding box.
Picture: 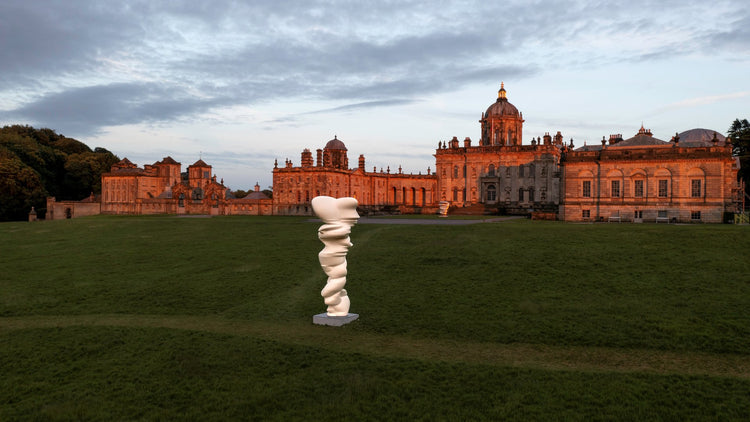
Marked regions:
[1,1,749,190]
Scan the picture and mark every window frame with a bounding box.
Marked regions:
[691,179,702,198]
[634,179,644,198]
[658,179,669,197]
[582,180,592,198]
[611,180,620,198]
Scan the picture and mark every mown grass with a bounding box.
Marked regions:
[1,215,750,420]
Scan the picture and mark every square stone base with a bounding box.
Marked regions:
[313,313,359,326]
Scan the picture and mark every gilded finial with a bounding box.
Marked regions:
[498,82,507,100]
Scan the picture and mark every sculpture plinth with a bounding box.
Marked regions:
[311,196,360,326]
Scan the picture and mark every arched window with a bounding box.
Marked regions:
[486,185,497,202]
[688,168,706,198]
[453,166,459,178]
[488,164,496,176]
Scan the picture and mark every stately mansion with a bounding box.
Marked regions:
[47,84,741,223]
[274,84,741,223]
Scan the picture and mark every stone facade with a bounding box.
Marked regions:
[406,85,565,215]
[560,129,740,223]
[435,138,564,214]
[275,85,740,222]
[100,156,272,216]
[273,136,438,215]
[46,194,101,220]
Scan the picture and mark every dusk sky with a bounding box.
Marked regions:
[1,0,749,190]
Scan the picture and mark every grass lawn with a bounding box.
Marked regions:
[1,216,750,420]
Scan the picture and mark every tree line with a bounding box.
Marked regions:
[728,118,750,202]
[0,125,119,221]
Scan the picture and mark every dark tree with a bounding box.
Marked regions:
[0,125,119,221]
[727,118,750,199]
[0,151,47,221]
[232,189,248,199]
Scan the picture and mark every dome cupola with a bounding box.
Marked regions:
[324,135,347,150]
[322,135,349,169]
[480,83,524,146]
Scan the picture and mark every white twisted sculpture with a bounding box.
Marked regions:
[311,196,360,316]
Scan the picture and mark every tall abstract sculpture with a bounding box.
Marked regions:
[311,196,360,326]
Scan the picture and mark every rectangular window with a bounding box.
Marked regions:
[582,209,590,218]
[691,179,702,198]
[583,180,591,198]
[658,210,667,218]
[634,210,643,219]
[658,180,668,197]
[611,180,620,198]
[691,211,701,220]
[634,180,644,197]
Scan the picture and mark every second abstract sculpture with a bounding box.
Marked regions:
[311,196,360,320]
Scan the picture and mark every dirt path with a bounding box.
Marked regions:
[2,314,749,379]
[309,216,525,225]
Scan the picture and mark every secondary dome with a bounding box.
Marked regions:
[484,82,520,117]
[677,128,726,146]
[324,135,347,150]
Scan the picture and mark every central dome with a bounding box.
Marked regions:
[485,83,519,117]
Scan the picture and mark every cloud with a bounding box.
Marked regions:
[703,12,750,55]
[652,91,750,114]
[307,99,419,114]
[7,82,229,136]
[1,0,748,137]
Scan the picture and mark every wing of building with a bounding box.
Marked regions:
[561,127,739,223]
[273,136,438,215]
[48,156,272,219]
